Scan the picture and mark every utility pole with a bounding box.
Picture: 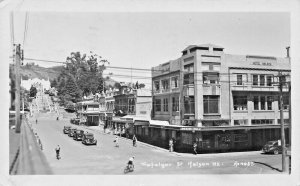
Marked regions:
[278,71,287,173]
[15,44,21,133]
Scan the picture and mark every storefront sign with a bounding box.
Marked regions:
[251,61,272,66]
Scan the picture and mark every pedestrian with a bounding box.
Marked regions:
[169,139,173,152]
[132,135,137,147]
[55,145,61,159]
[193,142,197,155]
[36,119,38,124]
[114,136,119,147]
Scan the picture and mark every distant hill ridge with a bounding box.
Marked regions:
[18,64,118,87]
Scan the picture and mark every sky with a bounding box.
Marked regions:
[13,12,290,87]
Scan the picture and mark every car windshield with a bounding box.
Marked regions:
[267,141,275,145]
[86,134,94,139]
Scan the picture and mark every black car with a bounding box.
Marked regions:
[262,140,288,155]
[82,133,97,145]
[68,128,77,137]
[63,126,71,134]
[73,130,84,141]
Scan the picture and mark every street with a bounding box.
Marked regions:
[29,112,283,175]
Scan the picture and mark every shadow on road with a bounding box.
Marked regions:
[253,161,282,172]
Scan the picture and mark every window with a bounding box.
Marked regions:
[184,73,194,85]
[203,96,219,114]
[201,63,220,71]
[203,73,219,84]
[163,98,169,112]
[253,95,274,111]
[233,95,247,110]
[237,74,243,85]
[184,96,195,114]
[161,79,169,91]
[267,75,273,86]
[252,75,258,85]
[155,99,161,112]
[154,81,160,91]
[278,95,290,110]
[171,76,179,89]
[260,96,266,110]
[184,63,194,73]
[172,97,179,112]
[253,74,274,86]
[260,75,265,86]
[251,119,273,125]
[253,96,259,110]
[267,96,273,110]
[234,120,248,126]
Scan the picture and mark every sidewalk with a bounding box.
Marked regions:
[75,124,262,158]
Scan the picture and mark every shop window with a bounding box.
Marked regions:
[203,95,219,114]
[161,129,166,139]
[184,96,195,114]
[155,99,161,112]
[182,132,193,145]
[172,97,179,112]
[233,95,247,111]
[145,127,149,136]
[163,98,169,112]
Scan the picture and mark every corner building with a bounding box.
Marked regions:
[151,44,290,153]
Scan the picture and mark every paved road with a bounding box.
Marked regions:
[29,113,283,174]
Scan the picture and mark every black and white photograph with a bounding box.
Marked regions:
[1,0,300,186]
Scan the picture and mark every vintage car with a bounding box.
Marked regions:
[73,130,84,141]
[68,128,77,137]
[82,133,97,145]
[63,126,71,134]
[262,140,289,155]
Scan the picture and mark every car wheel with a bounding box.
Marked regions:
[274,149,279,155]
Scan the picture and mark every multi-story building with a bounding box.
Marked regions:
[76,100,100,126]
[111,84,152,137]
[146,44,291,153]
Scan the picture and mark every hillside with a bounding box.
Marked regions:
[20,64,63,81]
[13,64,118,87]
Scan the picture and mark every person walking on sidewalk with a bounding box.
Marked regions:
[114,136,119,147]
[132,135,137,147]
[169,138,174,152]
[193,142,198,155]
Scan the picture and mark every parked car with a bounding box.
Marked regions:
[73,130,84,141]
[82,133,97,145]
[68,128,77,137]
[262,140,289,155]
[63,126,71,134]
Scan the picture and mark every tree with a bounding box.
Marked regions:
[51,79,58,88]
[29,86,37,98]
[64,76,81,102]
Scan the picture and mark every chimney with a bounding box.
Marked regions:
[286,46,290,58]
